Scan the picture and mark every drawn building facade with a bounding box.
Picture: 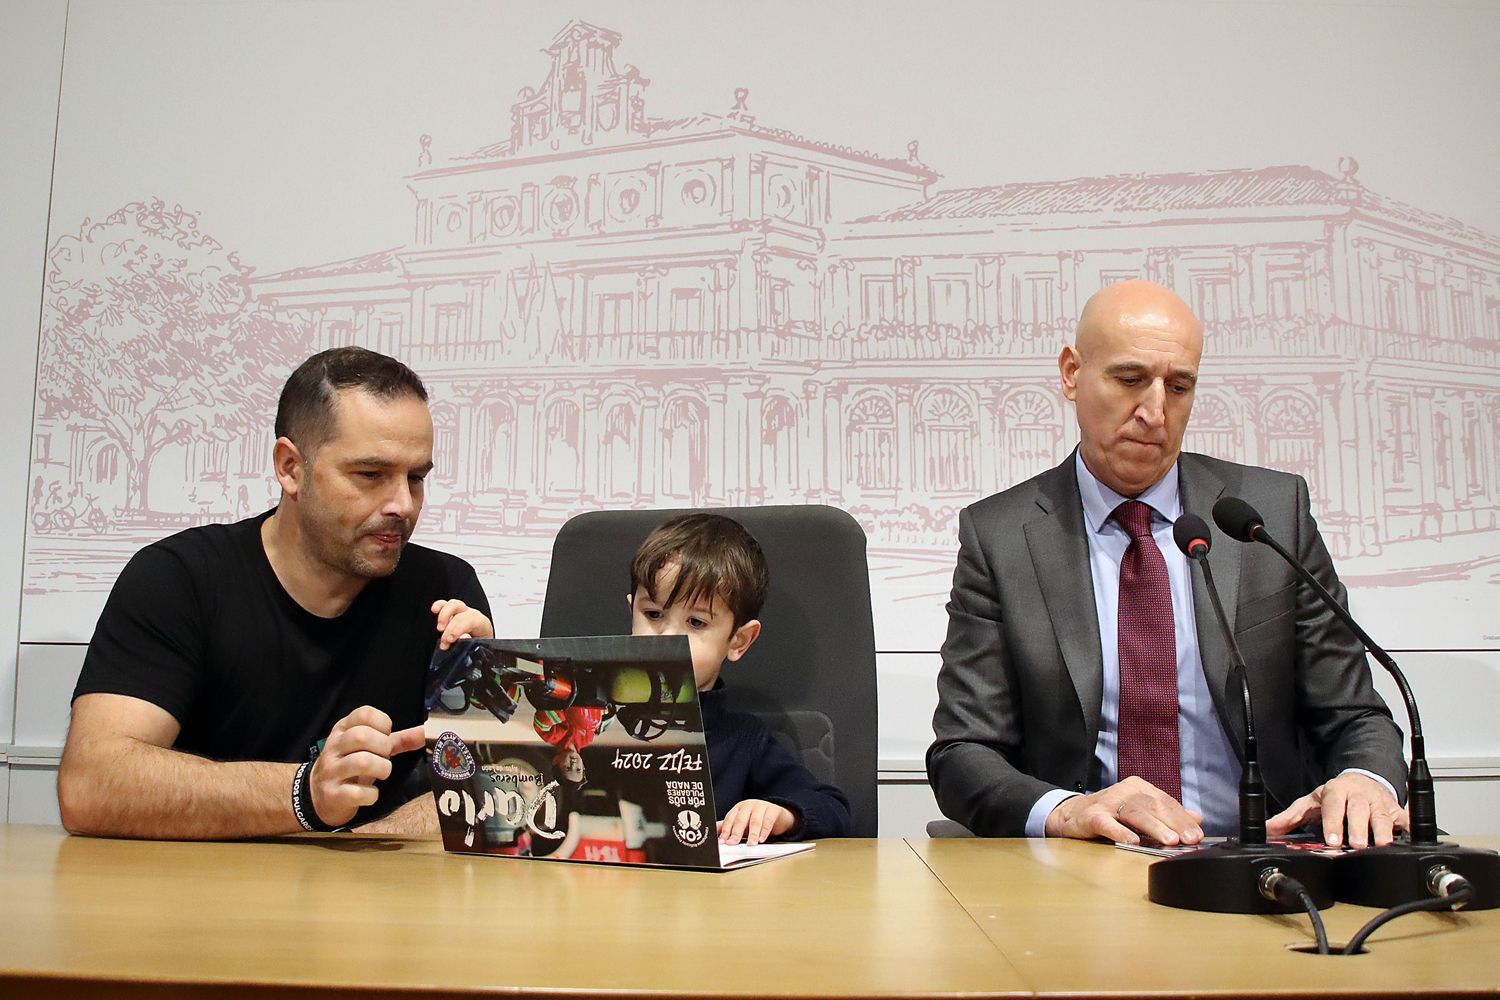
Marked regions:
[40,21,1500,561]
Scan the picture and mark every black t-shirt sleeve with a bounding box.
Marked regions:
[74,543,208,725]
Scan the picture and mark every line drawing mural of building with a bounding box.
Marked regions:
[26,19,1500,643]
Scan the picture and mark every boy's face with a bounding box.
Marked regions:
[629,563,760,691]
[556,747,585,784]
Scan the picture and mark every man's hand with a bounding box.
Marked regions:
[431,598,494,651]
[1044,775,1204,846]
[718,799,797,846]
[309,707,426,828]
[1266,772,1405,848]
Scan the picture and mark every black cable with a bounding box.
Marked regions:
[1295,886,1330,955]
[1342,884,1475,955]
[1259,869,1329,955]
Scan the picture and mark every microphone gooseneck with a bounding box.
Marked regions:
[1209,495,1499,912]
[1209,497,1434,845]
[1172,513,1262,845]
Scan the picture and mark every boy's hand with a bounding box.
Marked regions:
[431,599,494,651]
[718,799,796,846]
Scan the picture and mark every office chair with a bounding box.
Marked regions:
[925,819,976,838]
[539,505,879,836]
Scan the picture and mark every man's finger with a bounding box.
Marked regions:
[1094,811,1140,845]
[1371,807,1397,848]
[1345,795,1374,850]
[331,750,394,785]
[1266,794,1314,835]
[336,706,395,737]
[335,784,380,810]
[389,725,427,756]
[1320,785,1348,847]
[1122,805,1184,847]
[333,724,400,757]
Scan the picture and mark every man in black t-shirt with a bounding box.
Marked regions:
[59,348,493,839]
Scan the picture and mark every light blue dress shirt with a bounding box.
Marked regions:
[1024,455,1241,837]
[1025,454,1394,837]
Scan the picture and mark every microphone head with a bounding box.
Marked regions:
[1213,496,1265,543]
[1172,513,1212,559]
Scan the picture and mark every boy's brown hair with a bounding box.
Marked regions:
[629,513,770,629]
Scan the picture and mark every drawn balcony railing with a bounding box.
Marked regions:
[392,315,1500,371]
[547,327,833,365]
[1209,316,1500,367]
[842,320,1075,361]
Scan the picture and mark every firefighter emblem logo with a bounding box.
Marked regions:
[431,731,477,780]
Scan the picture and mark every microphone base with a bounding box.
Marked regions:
[1333,842,1500,910]
[1148,841,1335,913]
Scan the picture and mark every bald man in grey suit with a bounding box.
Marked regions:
[928,282,1405,847]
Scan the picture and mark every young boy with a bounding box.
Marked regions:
[628,512,852,846]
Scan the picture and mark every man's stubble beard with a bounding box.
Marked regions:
[300,482,411,582]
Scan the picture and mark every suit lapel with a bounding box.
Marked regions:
[1025,454,1105,741]
[1179,454,1244,752]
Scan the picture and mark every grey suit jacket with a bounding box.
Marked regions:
[926,450,1405,837]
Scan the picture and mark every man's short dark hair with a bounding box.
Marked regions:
[275,347,428,456]
[630,513,770,629]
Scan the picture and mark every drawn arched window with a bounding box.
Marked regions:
[761,396,799,496]
[475,400,515,492]
[1461,401,1485,498]
[236,432,265,476]
[543,399,582,495]
[846,395,896,491]
[1260,393,1319,489]
[919,389,975,493]
[1002,391,1062,482]
[1383,394,1415,487]
[440,205,466,236]
[1434,411,1452,490]
[93,444,121,485]
[661,397,708,501]
[1184,394,1240,462]
[601,402,638,500]
[431,404,459,486]
[199,438,228,482]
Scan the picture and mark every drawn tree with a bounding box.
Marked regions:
[38,199,311,512]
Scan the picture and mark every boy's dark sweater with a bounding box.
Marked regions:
[700,679,852,840]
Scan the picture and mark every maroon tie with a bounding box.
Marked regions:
[1113,500,1181,801]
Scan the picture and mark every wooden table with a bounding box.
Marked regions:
[0,825,1023,999]
[912,837,1500,997]
[1,825,1496,998]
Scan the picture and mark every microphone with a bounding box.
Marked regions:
[1146,513,1334,914]
[1211,495,1497,910]
[1172,514,1264,846]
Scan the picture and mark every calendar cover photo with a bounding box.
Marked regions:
[422,635,724,868]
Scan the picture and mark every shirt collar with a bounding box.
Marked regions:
[1075,450,1182,535]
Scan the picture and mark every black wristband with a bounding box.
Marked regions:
[292,753,339,833]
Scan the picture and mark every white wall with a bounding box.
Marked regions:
[1,0,68,822]
[4,0,1499,835]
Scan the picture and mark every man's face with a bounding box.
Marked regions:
[292,389,434,581]
[1060,283,1203,497]
[629,563,758,691]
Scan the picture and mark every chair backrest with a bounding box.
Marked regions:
[539,505,879,836]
